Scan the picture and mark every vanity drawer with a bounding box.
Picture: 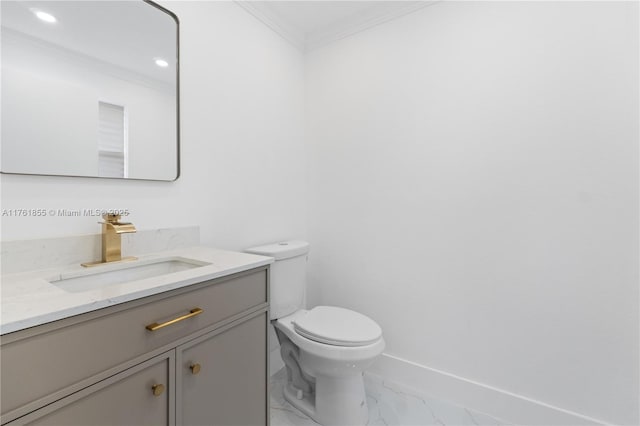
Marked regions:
[0,268,267,419]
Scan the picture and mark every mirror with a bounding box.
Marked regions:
[1,0,179,181]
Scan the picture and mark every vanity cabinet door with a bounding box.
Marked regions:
[177,312,267,426]
[12,353,174,426]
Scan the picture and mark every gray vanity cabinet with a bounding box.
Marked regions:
[0,267,269,426]
[178,312,267,426]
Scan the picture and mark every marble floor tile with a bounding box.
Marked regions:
[270,369,507,426]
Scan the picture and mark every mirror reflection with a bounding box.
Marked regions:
[1,0,179,181]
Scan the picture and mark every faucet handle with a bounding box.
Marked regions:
[100,213,135,232]
[103,213,122,223]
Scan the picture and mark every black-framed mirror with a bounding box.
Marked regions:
[1,0,180,181]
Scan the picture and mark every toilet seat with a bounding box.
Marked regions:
[292,306,382,347]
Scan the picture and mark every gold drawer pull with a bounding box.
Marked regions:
[146,308,204,331]
[152,384,165,396]
[190,363,201,375]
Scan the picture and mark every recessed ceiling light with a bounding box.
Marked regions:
[32,10,57,23]
[154,58,169,68]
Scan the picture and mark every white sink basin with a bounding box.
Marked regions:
[50,257,211,293]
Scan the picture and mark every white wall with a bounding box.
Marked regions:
[0,0,306,251]
[2,66,99,176]
[305,2,638,425]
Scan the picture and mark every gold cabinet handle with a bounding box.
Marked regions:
[190,363,201,375]
[152,384,165,396]
[145,308,204,331]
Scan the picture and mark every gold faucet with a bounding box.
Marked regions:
[82,213,137,267]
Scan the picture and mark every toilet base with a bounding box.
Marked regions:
[282,381,316,418]
[283,372,369,426]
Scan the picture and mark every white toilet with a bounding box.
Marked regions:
[246,241,385,426]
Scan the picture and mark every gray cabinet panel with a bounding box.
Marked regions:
[178,313,267,426]
[16,352,173,426]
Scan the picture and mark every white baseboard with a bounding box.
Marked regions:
[369,353,609,426]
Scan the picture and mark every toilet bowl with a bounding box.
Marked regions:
[275,308,385,425]
[245,241,385,426]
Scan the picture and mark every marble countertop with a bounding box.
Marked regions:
[0,246,273,335]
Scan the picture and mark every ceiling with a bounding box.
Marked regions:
[1,0,437,78]
[237,1,437,51]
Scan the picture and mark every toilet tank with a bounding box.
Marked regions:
[245,240,310,319]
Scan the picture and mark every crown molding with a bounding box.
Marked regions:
[306,1,439,51]
[234,1,306,51]
[235,1,441,53]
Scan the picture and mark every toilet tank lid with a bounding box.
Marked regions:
[245,240,310,260]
